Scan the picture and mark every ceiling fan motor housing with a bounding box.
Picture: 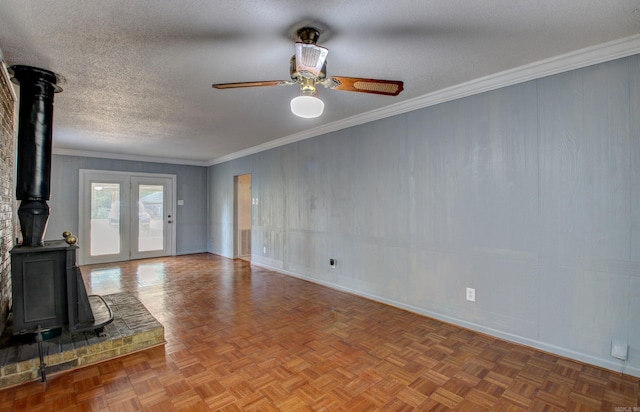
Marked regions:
[290,56,326,82]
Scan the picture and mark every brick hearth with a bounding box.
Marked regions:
[0,293,164,388]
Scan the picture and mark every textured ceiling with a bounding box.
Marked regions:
[0,1,639,165]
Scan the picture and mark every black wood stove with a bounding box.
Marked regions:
[10,238,112,335]
[8,66,113,380]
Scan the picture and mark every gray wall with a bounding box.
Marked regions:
[49,155,208,255]
[208,55,640,376]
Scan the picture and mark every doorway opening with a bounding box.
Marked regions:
[234,174,252,261]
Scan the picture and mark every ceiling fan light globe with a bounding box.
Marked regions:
[291,95,324,118]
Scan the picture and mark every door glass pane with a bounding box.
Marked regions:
[90,183,120,256]
[138,184,164,252]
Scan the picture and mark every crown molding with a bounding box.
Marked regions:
[209,33,640,166]
[52,147,210,167]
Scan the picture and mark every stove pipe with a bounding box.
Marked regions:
[9,65,62,246]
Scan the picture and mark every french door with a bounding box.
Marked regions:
[79,170,176,265]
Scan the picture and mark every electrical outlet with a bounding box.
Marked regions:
[466,287,475,302]
[263,246,267,254]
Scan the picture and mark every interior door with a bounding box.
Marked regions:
[79,170,176,265]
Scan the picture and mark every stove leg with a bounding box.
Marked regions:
[35,326,47,382]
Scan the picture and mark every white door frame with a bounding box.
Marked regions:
[79,169,177,265]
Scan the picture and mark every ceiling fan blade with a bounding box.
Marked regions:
[323,77,404,96]
[212,80,292,89]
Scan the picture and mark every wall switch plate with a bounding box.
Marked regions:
[466,287,476,302]
[329,259,336,268]
[611,341,628,361]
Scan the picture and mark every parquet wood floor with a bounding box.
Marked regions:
[1,253,638,411]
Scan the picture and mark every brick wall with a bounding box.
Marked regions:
[0,63,16,334]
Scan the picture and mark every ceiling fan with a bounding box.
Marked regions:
[212,26,404,118]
